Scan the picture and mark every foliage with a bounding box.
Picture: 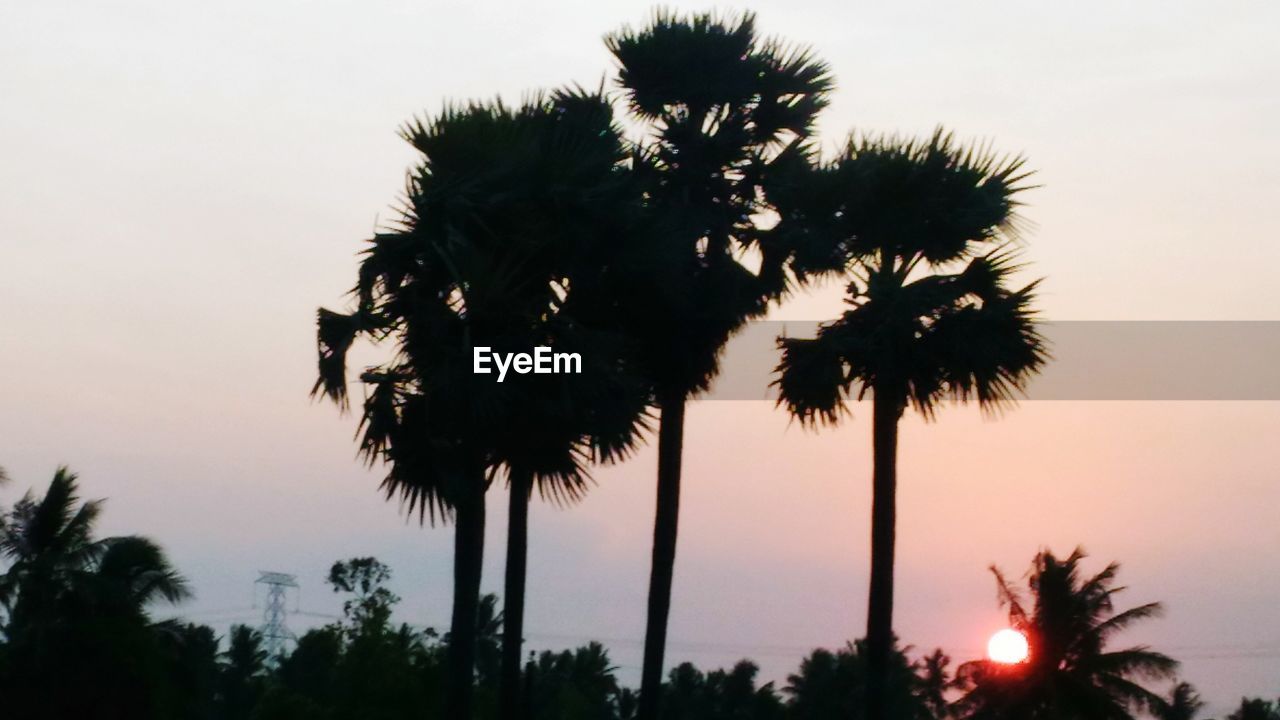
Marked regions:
[1157,682,1206,720]
[1225,697,1280,720]
[954,548,1178,720]
[0,467,191,720]
[774,128,1046,425]
[603,8,834,398]
[786,640,947,720]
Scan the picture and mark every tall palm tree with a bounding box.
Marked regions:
[604,13,833,717]
[483,89,650,720]
[773,128,1047,720]
[314,89,647,719]
[953,548,1178,719]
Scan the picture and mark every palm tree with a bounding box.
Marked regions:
[526,642,622,720]
[784,639,935,720]
[0,467,107,627]
[0,467,191,719]
[917,649,956,720]
[483,90,650,720]
[1158,682,1206,720]
[1226,698,1280,720]
[314,89,646,719]
[604,13,833,717]
[953,548,1178,719]
[221,625,268,719]
[773,128,1047,720]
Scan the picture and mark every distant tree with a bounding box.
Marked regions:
[327,557,399,636]
[0,467,191,720]
[1156,682,1206,720]
[774,128,1046,720]
[916,649,956,720]
[220,625,267,719]
[1226,698,1280,720]
[604,12,833,718]
[954,548,1177,719]
[156,622,220,720]
[526,642,623,720]
[272,626,343,712]
[327,557,436,720]
[785,639,937,720]
[662,660,786,720]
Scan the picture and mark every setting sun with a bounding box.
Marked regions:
[987,629,1030,664]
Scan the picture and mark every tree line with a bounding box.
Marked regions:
[1,468,1275,719]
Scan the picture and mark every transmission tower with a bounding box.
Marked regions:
[255,571,299,661]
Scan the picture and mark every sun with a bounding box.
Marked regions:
[987,629,1030,664]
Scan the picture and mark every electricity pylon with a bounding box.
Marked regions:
[255,571,299,661]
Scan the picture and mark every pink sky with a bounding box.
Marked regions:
[3,1,1279,714]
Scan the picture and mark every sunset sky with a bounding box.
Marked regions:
[3,1,1278,714]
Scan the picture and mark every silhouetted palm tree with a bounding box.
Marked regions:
[158,622,220,720]
[0,467,107,625]
[954,548,1178,719]
[773,128,1046,720]
[1157,682,1206,720]
[604,12,833,717]
[917,648,956,720]
[1226,698,1280,720]
[482,90,650,720]
[785,638,935,720]
[314,90,646,718]
[663,660,786,720]
[221,625,267,719]
[527,641,622,720]
[0,467,191,719]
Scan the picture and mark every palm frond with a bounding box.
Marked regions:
[1090,648,1179,681]
[1090,602,1164,641]
[774,335,851,427]
[313,308,365,408]
[95,535,193,606]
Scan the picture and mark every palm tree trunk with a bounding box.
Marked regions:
[448,464,487,720]
[637,389,687,720]
[499,468,533,720]
[865,388,900,720]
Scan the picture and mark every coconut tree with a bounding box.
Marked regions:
[314,89,648,719]
[0,467,191,719]
[784,639,936,720]
[953,548,1178,719]
[1227,698,1280,720]
[220,625,268,720]
[773,128,1047,720]
[1157,682,1206,720]
[0,467,111,626]
[604,13,833,717]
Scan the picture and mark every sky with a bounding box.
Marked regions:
[2,1,1279,714]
